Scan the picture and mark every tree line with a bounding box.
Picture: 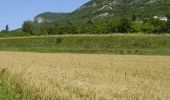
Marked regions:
[1,17,170,36]
[22,17,170,35]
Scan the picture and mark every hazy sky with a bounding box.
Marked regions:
[0,0,88,31]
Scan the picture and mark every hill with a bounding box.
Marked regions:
[67,0,170,21]
[17,0,169,35]
[34,0,170,22]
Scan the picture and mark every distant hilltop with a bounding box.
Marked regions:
[34,12,69,23]
[34,0,170,23]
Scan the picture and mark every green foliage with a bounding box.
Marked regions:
[1,17,169,37]
[0,87,11,100]
[118,18,131,33]
[141,22,155,33]
[167,20,170,33]
[21,15,170,35]
[1,16,169,37]
[0,32,30,37]
[22,21,38,35]
[131,21,142,32]
[105,20,119,33]
[5,25,9,33]
[0,70,11,100]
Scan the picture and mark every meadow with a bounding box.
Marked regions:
[0,51,170,100]
[0,34,170,100]
[1,34,170,55]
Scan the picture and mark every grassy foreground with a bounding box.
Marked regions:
[0,88,10,100]
[0,34,170,55]
[0,51,170,100]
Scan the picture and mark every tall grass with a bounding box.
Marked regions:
[0,32,30,37]
[1,35,170,55]
[0,51,170,100]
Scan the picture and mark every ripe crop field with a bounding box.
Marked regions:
[0,51,170,100]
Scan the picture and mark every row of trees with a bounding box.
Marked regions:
[22,17,170,35]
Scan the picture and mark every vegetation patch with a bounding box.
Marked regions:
[0,87,11,100]
[0,35,170,55]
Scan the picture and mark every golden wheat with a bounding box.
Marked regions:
[0,51,170,100]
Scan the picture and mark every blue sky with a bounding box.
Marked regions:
[0,0,88,31]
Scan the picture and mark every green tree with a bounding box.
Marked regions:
[154,21,167,33]
[93,24,107,34]
[76,23,87,34]
[5,25,9,32]
[38,24,48,35]
[166,20,170,33]
[118,18,131,33]
[85,19,95,33]
[64,21,78,34]
[141,22,155,33]
[22,21,37,35]
[131,21,142,32]
[105,20,119,33]
[132,14,137,21]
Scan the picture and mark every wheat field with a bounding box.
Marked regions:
[0,51,170,100]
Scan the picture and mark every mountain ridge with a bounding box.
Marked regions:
[34,0,170,23]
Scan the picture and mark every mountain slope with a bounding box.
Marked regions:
[66,0,170,21]
[34,0,170,23]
